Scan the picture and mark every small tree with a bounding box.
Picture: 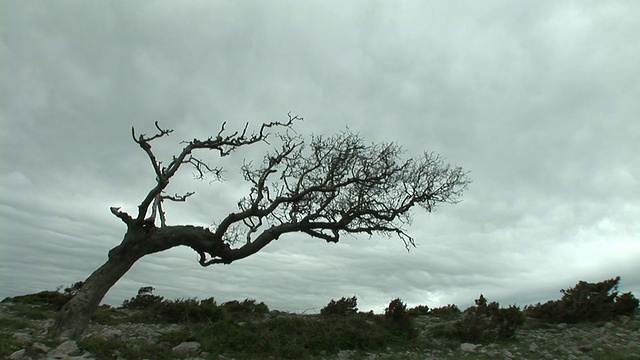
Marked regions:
[525,276,639,323]
[385,298,412,330]
[321,296,358,317]
[50,114,470,338]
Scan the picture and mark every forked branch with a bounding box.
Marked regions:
[112,115,301,227]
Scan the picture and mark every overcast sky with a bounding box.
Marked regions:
[2,1,639,313]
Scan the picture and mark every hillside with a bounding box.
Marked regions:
[2,278,639,359]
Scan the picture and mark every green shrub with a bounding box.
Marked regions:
[2,291,71,311]
[439,294,524,343]
[320,296,358,317]
[63,281,84,296]
[525,277,639,323]
[384,298,412,330]
[91,305,128,325]
[222,298,269,318]
[614,292,639,316]
[150,297,225,324]
[430,304,461,318]
[407,304,430,316]
[192,312,395,359]
[122,286,165,310]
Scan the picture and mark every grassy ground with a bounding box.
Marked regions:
[1,291,638,360]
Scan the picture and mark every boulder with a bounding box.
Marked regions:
[172,341,201,355]
[47,340,80,358]
[460,343,479,352]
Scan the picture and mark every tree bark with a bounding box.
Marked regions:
[49,244,143,339]
[48,225,233,339]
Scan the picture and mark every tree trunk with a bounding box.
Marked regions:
[49,249,142,339]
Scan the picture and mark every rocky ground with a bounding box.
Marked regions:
[2,302,640,360]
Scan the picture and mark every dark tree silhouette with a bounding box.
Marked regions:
[50,114,471,338]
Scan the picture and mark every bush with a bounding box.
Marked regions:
[384,298,415,336]
[613,292,640,316]
[407,304,430,316]
[525,277,639,323]
[122,287,165,310]
[385,298,409,324]
[438,294,524,343]
[151,297,225,324]
[430,304,461,318]
[320,296,358,317]
[222,299,269,318]
[63,281,84,296]
[2,291,71,311]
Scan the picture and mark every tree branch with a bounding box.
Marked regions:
[127,115,302,225]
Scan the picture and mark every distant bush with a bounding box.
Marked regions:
[614,292,640,316]
[152,297,225,324]
[2,291,70,311]
[384,298,414,335]
[407,304,430,316]
[222,299,269,318]
[430,304,461,318]
[63,281,84,297]
[525,276,639,323]
[122,286,164,310]
[320,296,358,317]
[434,295,524,343]
[122,287,225,323]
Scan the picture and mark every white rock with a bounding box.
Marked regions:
[32,342,51,353]
[101,328,122,339]
[8,349,27,360]
[460,343,479,352]
[12,332,32,343]
[48,340,80,358]
[604,322,615,329]
[172,341,201,355]
[529,343,539,352]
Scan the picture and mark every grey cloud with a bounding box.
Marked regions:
[2,1,639,314]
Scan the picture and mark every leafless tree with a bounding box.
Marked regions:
[50,114,470,338]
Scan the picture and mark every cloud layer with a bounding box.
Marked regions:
[2,1,639,313]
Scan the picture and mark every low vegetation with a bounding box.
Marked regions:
[1,277,637,359]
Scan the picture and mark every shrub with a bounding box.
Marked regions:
[320,296,358,317]
[384,298,414,335]
[613,292,640,316]
[407,304,430,316]
[122,287,165,310]
[2,291,71,311]
[63,281,84,296]
[525,277,639,323]
[149,297,225,324]
[430,304,461,318]
[440,294,524,343]
[385,298,408,325]
[222,299,269,318]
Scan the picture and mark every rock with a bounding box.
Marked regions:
[540,350,554,359]
[48,340,80,358]
[460,343,479,352]
[8,349,27,360]
[503,350,514,359]
[335,350,356,359]
[619,315,631,324]
[101,328,122,339]
[12,332,32,343]
[529,343,539,352]
[32,342,51,353]
[172,341,201,355]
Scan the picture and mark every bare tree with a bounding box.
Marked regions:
[50,114,471,338]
